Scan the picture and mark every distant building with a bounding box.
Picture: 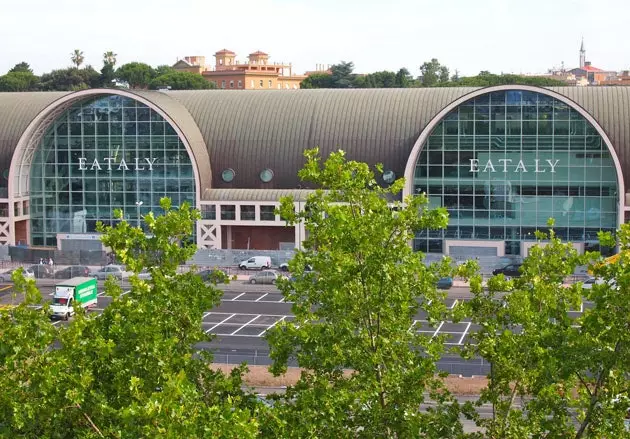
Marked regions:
[172,50,307,90]
[600,71,630,86]
[567,39,617,85]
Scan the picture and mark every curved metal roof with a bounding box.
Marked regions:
[2,87,630,196]
[0,91,69,177]
[165,87,630,192]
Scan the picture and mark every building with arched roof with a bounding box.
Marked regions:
[0,86,629,257]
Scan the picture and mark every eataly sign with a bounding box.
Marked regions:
[469,158,560,173]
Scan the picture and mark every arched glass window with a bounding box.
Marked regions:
[30,95,196,246]
[413,90,618,255]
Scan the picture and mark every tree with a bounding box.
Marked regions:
[39,66,100,91]
[263,148,470,438]
[465,222,630,438]
[300,72,334,89]
[395,67,413,87]
[100,51,118,88]
[149,71,215,90]
[102,50,117,66]
[440,72,566,87]
[330,61,355,88]
[71,49,84,68]
[154,64,176,77]
[0,71,39,91]
[115,62,156,89]
[8,61,33,74]
[0,199,261,437]
[420,58,450,87]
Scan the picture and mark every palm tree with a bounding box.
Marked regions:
[71,49,84,68]
[103,51,117,67]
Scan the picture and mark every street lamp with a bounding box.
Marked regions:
[135,201,143,228]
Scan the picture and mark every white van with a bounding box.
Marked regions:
[239,256,272,271]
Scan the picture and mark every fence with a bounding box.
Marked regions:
[210,351,491,377]
[8,246,109,266]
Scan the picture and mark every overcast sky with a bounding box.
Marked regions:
[2,0,629,77]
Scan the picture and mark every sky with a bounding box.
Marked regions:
[1,0,629,78]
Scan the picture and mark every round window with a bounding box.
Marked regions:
[382,170,396,184]
[221,168,235,183]
[260,168,274,183]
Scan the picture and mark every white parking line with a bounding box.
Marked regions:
[432,321,445,338]
[207,311,289,318]
[258,316,286,336]
[449,299,459,309]
[202,311,211,320]
[458,322,472,345]
[231,315,260,335]
[205,313,236,333]
[231,293,246,301]
[255,293,268,302]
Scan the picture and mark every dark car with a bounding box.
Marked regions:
[28,264,54,279]
[54,265,91,279]
[492,263,523,278]
[436,277,453,290]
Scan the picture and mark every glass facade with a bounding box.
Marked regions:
[413,90,619,255]
[30,95,195,246]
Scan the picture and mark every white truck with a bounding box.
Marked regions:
[50,277,98,320]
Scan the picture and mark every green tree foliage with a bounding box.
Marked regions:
[149,71,215,90]
[465,223,630,438]
[263,148,470,438]
[39,66,101,91]
[115,62,156,89]
[420,58,450,86]
[155,64,176,77]
[71,49,84,68]
[0,71,39,91]
[300,72,334,88]
[353,68,417,88]
[100,51,118,87]
[330,61,355,88]
[8,61,33,74]
[0,199,260,437]
[441,71,567,87]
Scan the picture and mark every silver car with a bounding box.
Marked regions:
[248,270,282,285]
[0,267,35,282]
[91,265,130,280]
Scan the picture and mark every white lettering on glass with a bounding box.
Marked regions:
[546,159,559,173]
[497,158,512,172]
[78,157,159,172]
[469,159,479,173]
[482,160,496,173]
[468,158,560,173]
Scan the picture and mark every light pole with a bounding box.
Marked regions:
[135,201,143,228]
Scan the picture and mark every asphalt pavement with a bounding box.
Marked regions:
[0,278,589,377]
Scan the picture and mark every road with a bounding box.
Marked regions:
[0,279,588,377]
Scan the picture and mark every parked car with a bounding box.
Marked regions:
[0,267,35,282]
[248,270,283,285]
[28,264,55,279]
[239,256,272,271]
[91,265,130,280]
[492,263,523,278]
[581,277,617,289]
[279,263,313,273]
[198,268,227,283]
[54,265,91,279]
[137,269,152,280]
[436,277,453,290]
